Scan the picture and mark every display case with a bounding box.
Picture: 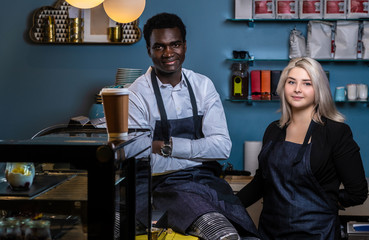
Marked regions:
[0,124,152,240]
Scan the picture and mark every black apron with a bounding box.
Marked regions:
[136,69,259,237]
[258,121,339,239]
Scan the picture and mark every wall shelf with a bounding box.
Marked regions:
[226,98,369,107]
[226,18,369,27]
[335,100,369,107]
[226,58,369,68]
[226,58,369,65]
[31,41,133,45]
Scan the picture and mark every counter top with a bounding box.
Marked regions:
[0,128,151,165]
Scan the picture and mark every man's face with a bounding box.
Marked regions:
[147,27,186,76]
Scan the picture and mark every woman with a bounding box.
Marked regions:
[237,57,368,239]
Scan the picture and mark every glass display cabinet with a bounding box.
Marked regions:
[0,124,152,240]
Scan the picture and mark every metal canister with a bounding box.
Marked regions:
[44,16,56,43]
[108,26,123,42]
[68,18,84,43]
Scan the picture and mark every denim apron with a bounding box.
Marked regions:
[258,121,339,240]
[135,70,259,237]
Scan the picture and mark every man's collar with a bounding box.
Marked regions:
[156,72,187,88]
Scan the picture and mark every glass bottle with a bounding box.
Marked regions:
[231,62,249,100]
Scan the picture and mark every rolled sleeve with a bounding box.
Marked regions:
[171,136,191,159]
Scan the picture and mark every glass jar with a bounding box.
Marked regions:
[230,62,249,100]
[0,219,6,239]
[24,220,52,240]
[4,218,22,240]
[5,163,35,190]
[19,218,32,239]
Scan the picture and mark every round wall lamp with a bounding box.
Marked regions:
[103,0,145,23]
[65,0,104,9]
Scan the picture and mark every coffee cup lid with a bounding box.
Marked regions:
[100,88,129,95]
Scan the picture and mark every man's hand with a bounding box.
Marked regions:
[152,140,165,155]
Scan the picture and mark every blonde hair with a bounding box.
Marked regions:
[277,57,345,127]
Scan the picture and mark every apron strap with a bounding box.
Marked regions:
[183,74,202,139]
[293,120,315,165]
[151,68,200,141]
[151,69,169,141]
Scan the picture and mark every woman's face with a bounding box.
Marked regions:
[284,67,315,112]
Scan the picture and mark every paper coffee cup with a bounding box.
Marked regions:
[100,88,129,140]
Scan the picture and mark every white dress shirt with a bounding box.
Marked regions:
[128,67,232,174]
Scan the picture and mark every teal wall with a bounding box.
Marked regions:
[1,0,368,176]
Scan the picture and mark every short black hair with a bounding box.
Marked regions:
[143,12,186,47]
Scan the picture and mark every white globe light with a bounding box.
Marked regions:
[103,0,145,23]
[65,0,104,9]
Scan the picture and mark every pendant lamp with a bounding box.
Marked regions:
[103,0,145,23]
[65,0,104,9]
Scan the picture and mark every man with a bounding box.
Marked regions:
[128,12,259,240]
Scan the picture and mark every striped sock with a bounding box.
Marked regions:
[187,212,240,240]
